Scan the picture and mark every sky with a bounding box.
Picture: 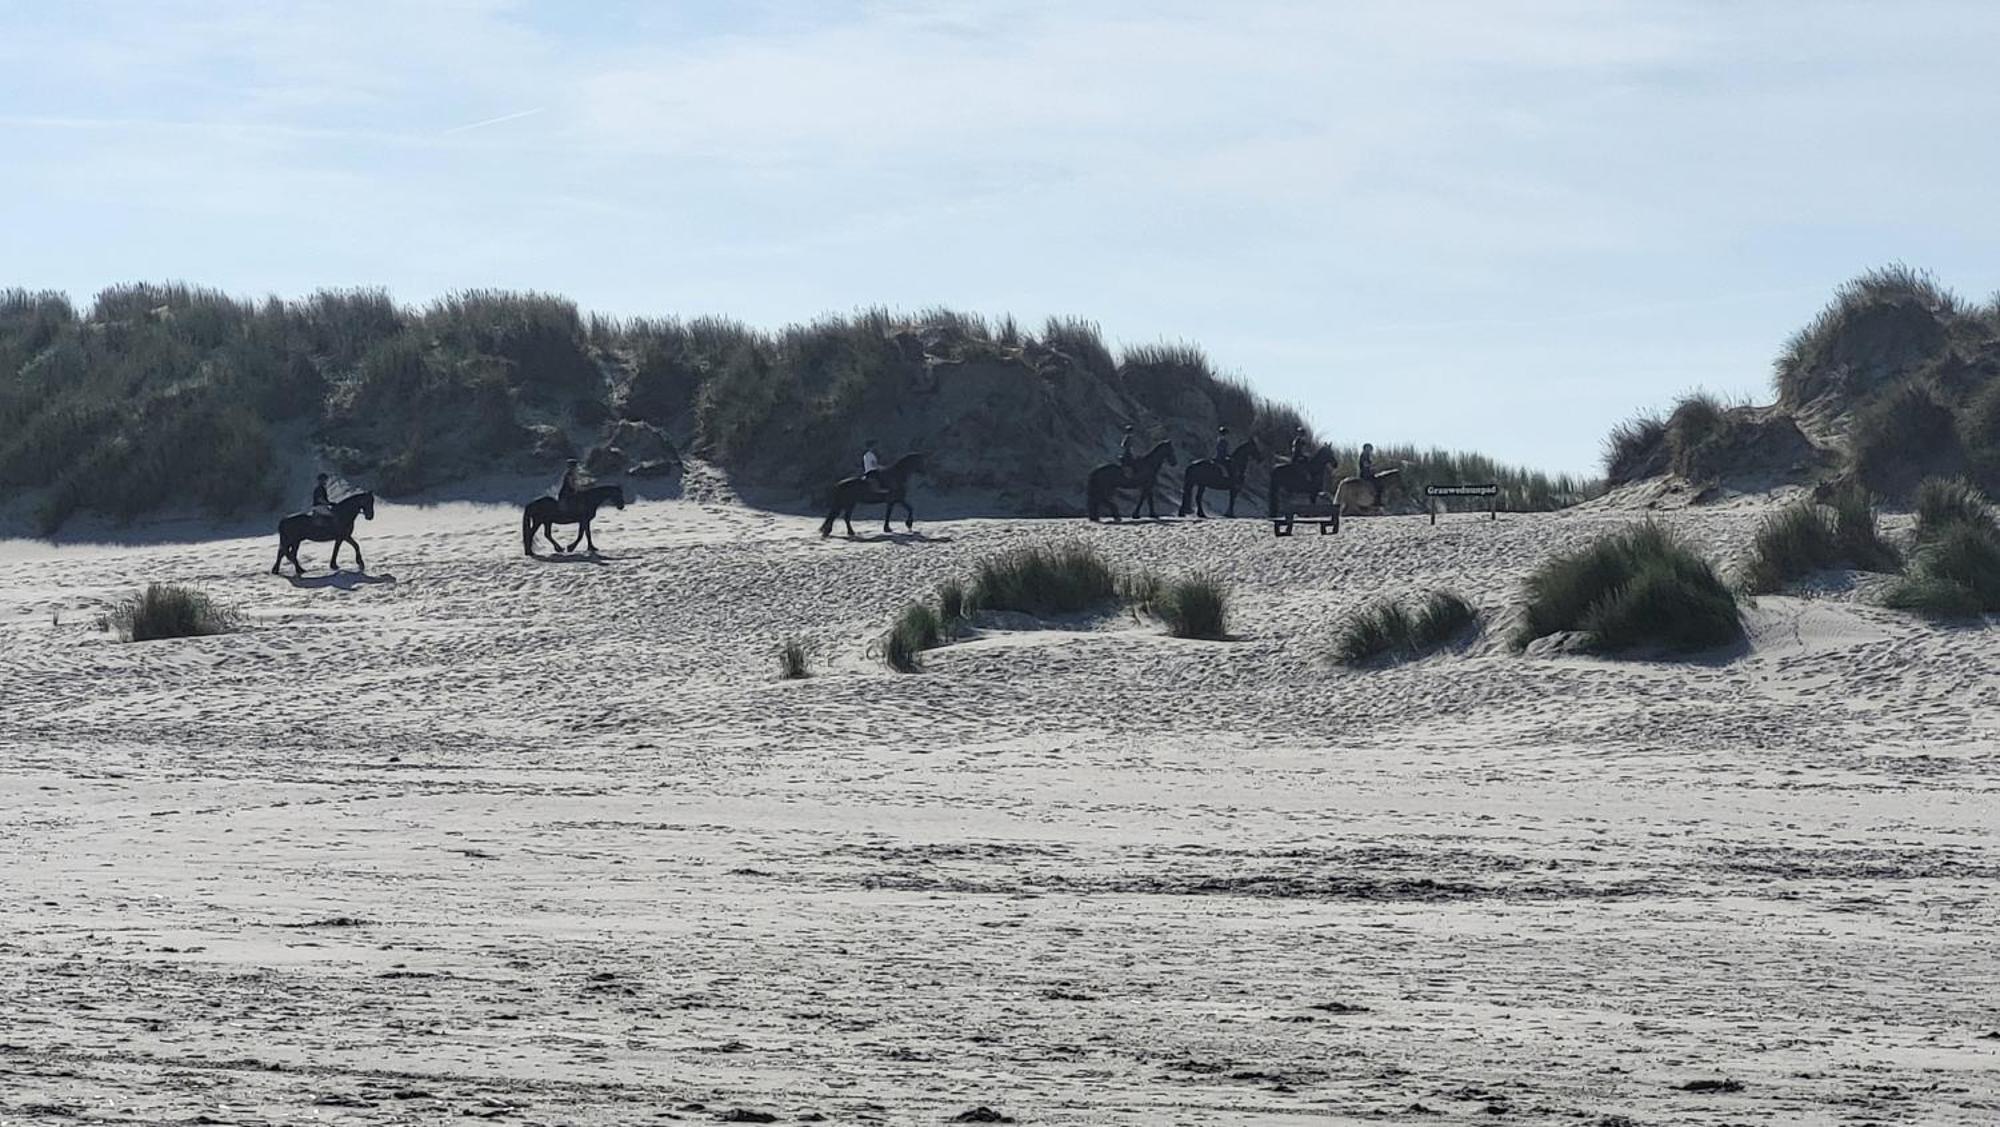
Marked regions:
[5,0,2000,476]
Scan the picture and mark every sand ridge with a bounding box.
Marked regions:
[1,497,1996,1124]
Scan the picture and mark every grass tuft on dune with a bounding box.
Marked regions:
[1515,523,1741,654]
[101,582,240,642]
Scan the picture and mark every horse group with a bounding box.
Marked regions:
[1088,439,1398,524]
[269,440,1391,573]
[270,483,630,577]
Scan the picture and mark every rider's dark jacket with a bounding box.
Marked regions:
[311,481,331,509]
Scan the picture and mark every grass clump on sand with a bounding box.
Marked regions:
[882,602,944,673]
[1514,523,1742,654]
[936,579,967,625]
[1739,486,1899,593]
[1740,502,1832,594]
[102,583,240,642]
[1827,484,1902,572]
[1602,412,1668,485]
[968,542,1118,616]
[1849,382,1961,495]
[1884,478,2000,617]
[883,546,1237,671]
[777,637,810,679]
[1914,476,1994,541]
[1154,574,1230,640]
[1335,590,1477,666]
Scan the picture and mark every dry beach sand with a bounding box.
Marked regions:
[2,491,1997,1124]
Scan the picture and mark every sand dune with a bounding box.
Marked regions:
[2,495,1996,1125]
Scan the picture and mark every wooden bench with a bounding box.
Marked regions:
[1272,502,1340,537]
[1426,483,1501,524]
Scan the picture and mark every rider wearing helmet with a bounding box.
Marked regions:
[1358,442,1380,506]
[557,458,583,512]
[310,473,332,519]
[862,439,882,488]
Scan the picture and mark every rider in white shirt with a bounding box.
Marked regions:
[862,440,882,485]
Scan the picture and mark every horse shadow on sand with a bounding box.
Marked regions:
[286,569,398,591]
[845,531,956,545]
[529,550,616,565]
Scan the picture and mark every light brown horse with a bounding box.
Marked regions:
[1334,467,1403,516]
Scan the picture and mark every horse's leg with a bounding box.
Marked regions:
[290,542,305,578]
[349,538,365,571]
[328,535,343,570]
[1224,485,1236,518]
[583,518,598,554]
[272,539,286,576]
[843,503,857,538]
[567,520,587,553]
[902,498,914,531]
[882,500,894,534]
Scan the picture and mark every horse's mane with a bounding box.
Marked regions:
[583,482,624,497]
[889,452,926,470]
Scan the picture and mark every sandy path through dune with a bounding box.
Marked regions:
[2,498,1996,1124]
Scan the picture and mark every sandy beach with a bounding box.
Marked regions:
[1,494,1994,1125]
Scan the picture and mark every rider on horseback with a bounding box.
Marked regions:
[862,439,882,488]
[310,473,332,519]
[556,458,585,517]
[1214,425,1231,467]
[1359,442,1379,504]
[1289,426,1311,465]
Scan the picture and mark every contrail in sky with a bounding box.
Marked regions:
[442,107,545,135]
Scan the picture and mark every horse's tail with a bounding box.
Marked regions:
[818,488,840,537]
[522,506,535,555]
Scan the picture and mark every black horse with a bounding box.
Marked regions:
[523,483,625,556]
[1179,437,1265,518]
[1267,445,1340,519]
[820,452,926,538]
[272,491,375,577]
[1087,441,1178,522]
